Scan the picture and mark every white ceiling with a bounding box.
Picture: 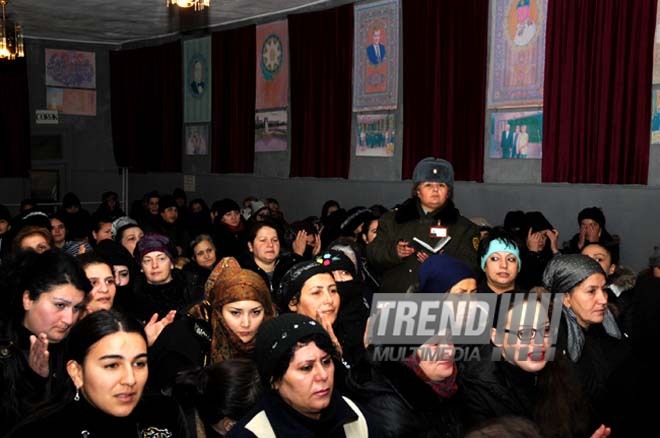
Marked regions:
[8,0,340,45]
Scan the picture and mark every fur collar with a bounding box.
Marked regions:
[394,197,459,225]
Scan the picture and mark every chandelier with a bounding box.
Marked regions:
[0,0,24,60]
[167,0,210,12]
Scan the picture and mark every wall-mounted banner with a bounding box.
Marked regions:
[488,0,547,108]
[353,0,399,112]
[256,20,289,110]
[45,49,96,89]
[184,36,212,123]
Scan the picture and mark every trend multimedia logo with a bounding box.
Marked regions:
[366,293,563,362]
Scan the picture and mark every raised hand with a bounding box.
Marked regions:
[144,310,177,346]
[29,333,50,378]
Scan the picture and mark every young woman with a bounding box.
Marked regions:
[149,257,275,391]
[7,310,188,437]
[0,250,91,434]
[229,314,368,437]
[78,252,175,347]
[460,291,601,437]
[477,227,523,294]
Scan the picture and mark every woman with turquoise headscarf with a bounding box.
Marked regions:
[477,227,523,294]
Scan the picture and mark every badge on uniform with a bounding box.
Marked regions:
[429,226,447,238]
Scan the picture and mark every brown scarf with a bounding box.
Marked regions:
[189,257,275,364]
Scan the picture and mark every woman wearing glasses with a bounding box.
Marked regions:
[460,291,599,437]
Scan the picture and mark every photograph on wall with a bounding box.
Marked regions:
[652,89,660,144]
[256,20,289,110]
[490,110,543,159]
[353,0,399,112]
[653,3,660,84]
[356,113,395,157]
[488,0,547,108]
[29,169,60,202]
[45,49,96,89]
[46,87,97,116]
[184,36,212,123]
[185,124,209,156]
[255,110,287,152]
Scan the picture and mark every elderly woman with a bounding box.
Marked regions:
[367,157,480,294]
[229,313,368,437]
[477,227,523,294]
[543,254,633,435]
[148,257,275,391]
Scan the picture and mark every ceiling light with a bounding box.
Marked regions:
[0,0,24,60]
[167,0,210,12]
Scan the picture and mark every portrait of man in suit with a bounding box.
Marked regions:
[190,59,206,97]
[366,28,386,66]
[500,123,514,158]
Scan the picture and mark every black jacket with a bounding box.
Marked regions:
[7,394,189,437]
[347,357,462,438]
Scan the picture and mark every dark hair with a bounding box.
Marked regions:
[247,220,282,245]
[2,250,91,323]
[65,309,147,364]
[77,252,112,271]
[321,200,340,219]
[477,226,522,260]
[581,241,619,265]
[465,416,542,438]
[270,333,339,385]
[175,359,262,425]
[115,224,142,244]
[102,191,119,203]
[91,216,113,234]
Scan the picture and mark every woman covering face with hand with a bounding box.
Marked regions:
[6,310,188,437]
[276,260,344,358]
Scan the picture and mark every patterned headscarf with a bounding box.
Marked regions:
[190,257,275,364]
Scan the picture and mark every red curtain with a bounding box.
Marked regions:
[0,58,30,177]
[211,26,256,173]
[289,5,353,178]
[542,0,656,184]
[401,0,488,182]
[110,41,182,172]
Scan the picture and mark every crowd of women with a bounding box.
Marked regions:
[0,158,658,437]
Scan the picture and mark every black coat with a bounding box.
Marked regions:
[459,344,537,428]
[347,358,463,438]
[0,323,67,436]
[7,394,189,437]
[228,391,367,438]
[127,269,200,322]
